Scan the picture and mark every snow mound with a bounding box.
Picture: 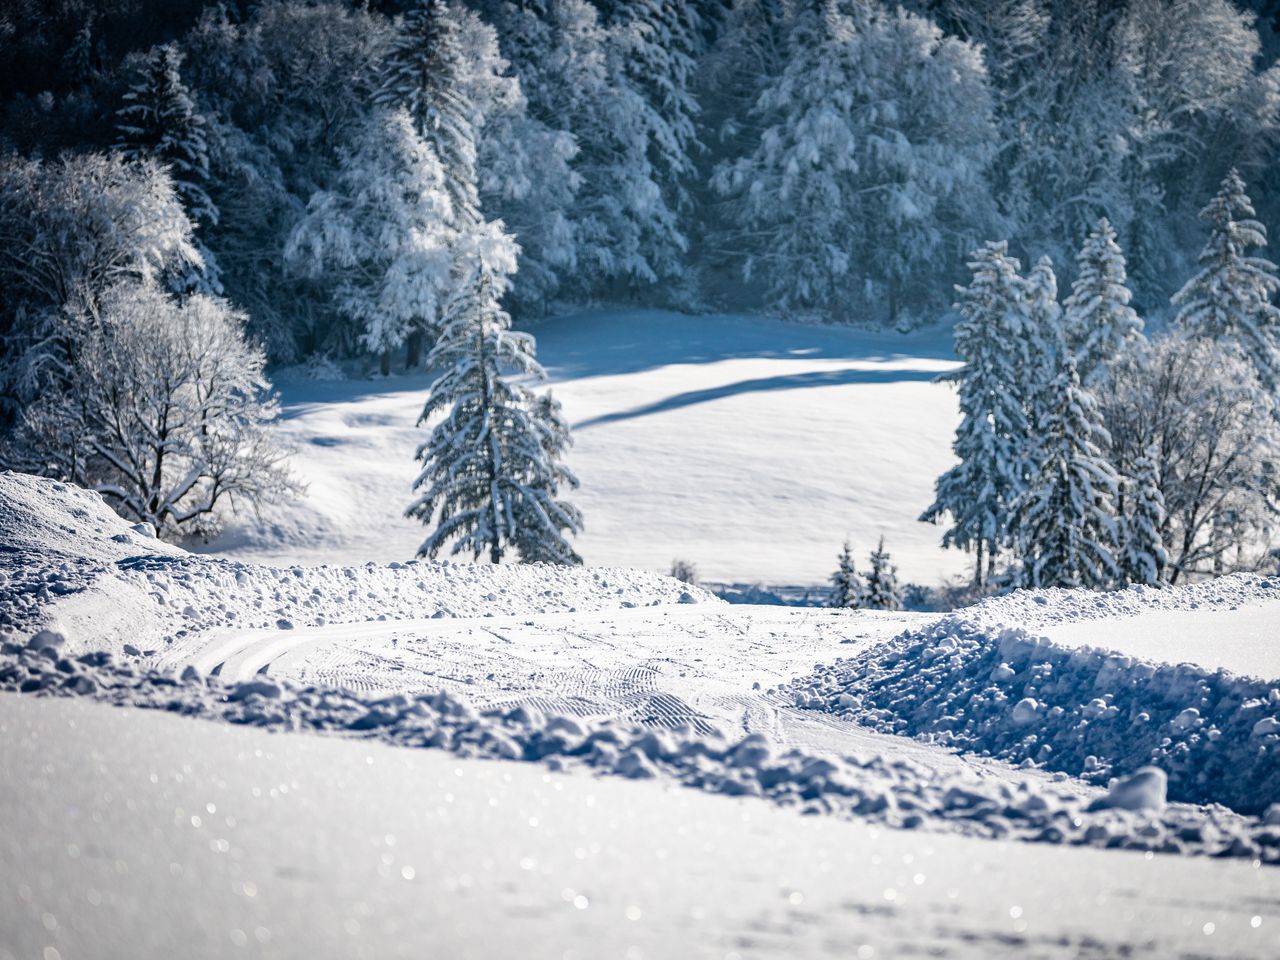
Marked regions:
[0,472,720,650]
[4,642,1277,863]
[793,578,1280,814]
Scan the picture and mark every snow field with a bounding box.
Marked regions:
[206,310,966,586]
[793,576,1280,813]
[5,697,1276,960]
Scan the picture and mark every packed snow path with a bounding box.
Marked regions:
[201,310,965,586]
[2,697,1277,960]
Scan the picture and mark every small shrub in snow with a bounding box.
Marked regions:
[669,559,699,586]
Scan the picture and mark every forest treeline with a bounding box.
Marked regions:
[4,0,1280,366]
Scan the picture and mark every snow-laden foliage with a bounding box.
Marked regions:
[712,0,996,323]
[1097,333,1280,583]
[0,153,200,406]
[1,282,294,538]
[408,266,581,564]
[921,242,1030,587]
[827,540,863,609]
[1118,449,1169,587]
[1012,355,1120,590]
[114,42,217,229]
[1172,169,1280,389]
[284,109,455,368]
[862,536,903,610]
[1063,217,1143,388]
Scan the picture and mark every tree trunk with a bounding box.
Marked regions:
[974,540,985,590]
[406,330,423,370]
[380,349,391,377]
[490,543,501,564]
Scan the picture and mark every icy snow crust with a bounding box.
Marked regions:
[794,575,1280,814]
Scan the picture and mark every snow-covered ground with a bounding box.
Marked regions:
[5,470,1280,956]
[202,310,965,587]
[5,696,1276,960]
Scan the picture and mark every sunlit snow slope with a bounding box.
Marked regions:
[202,310,965,586]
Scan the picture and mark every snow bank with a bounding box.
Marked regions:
[793,576,1280,814]
[0,472,719,652]
[3,640,1277,863]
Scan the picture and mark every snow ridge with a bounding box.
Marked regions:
[3,641,1277,863]
[793,577,1280,814]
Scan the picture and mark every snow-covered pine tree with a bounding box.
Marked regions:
[711,0,995,322]
[863,536,904,611]
[828,540,864,609]
[921,241,1030,588]
[1012,254,1066,490]
[1117,448,1168,585]
[593,0,703,215]
[510,0,685,292]
[284,109,456,375]
[1172,169,1280,389]
[1063,217,1143,388]
[375,0,480,230]
[1014,354,1122,590]
[115,43,217,228]
[407,265,582,564]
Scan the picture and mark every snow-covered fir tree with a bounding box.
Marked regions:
[711,0,995,322]
[407,265,581,564]
[593,0,703,215]
[1063,217,1143,388]
[862,536,904,611]
[827,540,864,609]
[462,2,580,310]
[375,0,480,229]
[921,242,1031,588]
[1014,354,1121,590]
[1117,448,1168,586]
[115,43,216,228]
[285,109,456,374]
[1012,254,1066,490]
[1172,169,1280,389]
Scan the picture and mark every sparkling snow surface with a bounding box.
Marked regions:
[1042,601,1280,680]
[3,696,1276,960]
[202,310,965,586]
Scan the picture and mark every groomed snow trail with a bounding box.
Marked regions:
[151,603,945,761]
[4,696,1277,960]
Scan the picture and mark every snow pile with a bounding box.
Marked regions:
[0,472,718,652]
[793,578,1280,814]
[3,639,1277,863]
[964,574,1280,632]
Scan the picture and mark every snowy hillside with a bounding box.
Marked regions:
[201,310,965,587]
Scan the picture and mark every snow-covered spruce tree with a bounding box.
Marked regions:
[711,0,995,322]
[863,536,903,611]
[407,265,581,564]
[1011,254,1066,489]
[1172,169,1280,389]
[921,242,1031,588]
[2,281,294,539]
[1013,354,1121,590]
[1118,448,1168,586]
[460,2,580,310]
[375,0,480,229]
[594,0,703,216]
[827,540,864,609]
[497,0,685,293]
[285,109,455,375]
[115,43,217,229]
[1063,217,1143,388]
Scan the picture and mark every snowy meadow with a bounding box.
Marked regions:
[4,1,1280,958]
